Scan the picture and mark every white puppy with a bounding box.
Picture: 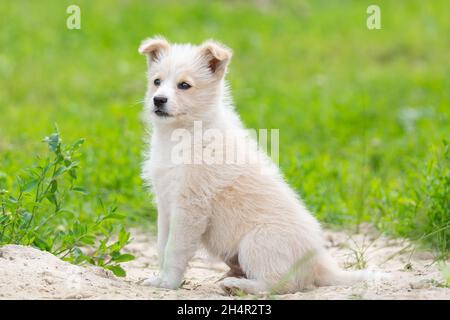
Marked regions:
[139,36,374,294]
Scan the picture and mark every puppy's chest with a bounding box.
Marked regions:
[147,161,234,209]
[146,139,246,204]
[146,156,180,196]
[146,149,198,200]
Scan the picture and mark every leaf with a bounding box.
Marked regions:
[46,194,57,205]
[53,166,67,177]
[34,237,52,251]
[49,180,58,193]
[16,176,23,187]
[8,196,18,204]
[68,169,77,180]
[0,215,9,224]
[71,221,86,237]
[111,253,135,263]
[105,265,126,277]
[22,179,39,192]
[118,228,130,245]
[103,213,126,220]
[71,247,91,264]
[80,234,95,245]
[72,186,88,195]
[71,138,85,151]
[44,133,61,153]
[20,211,32,225]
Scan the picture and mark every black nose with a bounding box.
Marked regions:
[153,96,168,108]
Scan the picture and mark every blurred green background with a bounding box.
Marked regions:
[0,0,448,255]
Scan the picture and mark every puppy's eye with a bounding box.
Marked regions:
[154,79,161,86]
[177,82,191,90]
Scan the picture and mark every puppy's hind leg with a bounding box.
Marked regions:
[236,228,315,294]
[220,277,268,295]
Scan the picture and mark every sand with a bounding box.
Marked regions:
[0,226,449,300]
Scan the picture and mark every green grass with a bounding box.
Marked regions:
[0,0,449,258]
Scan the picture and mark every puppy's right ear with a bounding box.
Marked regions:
[138,36,170,64]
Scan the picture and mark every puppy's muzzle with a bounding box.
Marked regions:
[153,96,171,117]
[153,96,168,109]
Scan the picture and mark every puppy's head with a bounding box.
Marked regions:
[139,36,232,125]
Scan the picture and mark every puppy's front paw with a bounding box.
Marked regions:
[142,274,163,287]
[159,278,182,290]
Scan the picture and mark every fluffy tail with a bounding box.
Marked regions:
[314,253,389,287]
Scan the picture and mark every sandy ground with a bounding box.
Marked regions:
[0,226,449,300]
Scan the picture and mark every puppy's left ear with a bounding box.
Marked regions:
[198,40,232,78]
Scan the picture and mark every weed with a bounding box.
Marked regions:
[375,141,449,260]
[0,129,134,276]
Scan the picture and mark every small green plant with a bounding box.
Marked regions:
[347,248,368,270]
[373,140,449,260]
[419,140,449,260]
[0,129,134,276]
[438,262,450,288]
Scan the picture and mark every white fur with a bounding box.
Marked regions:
[139,36,377,294]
